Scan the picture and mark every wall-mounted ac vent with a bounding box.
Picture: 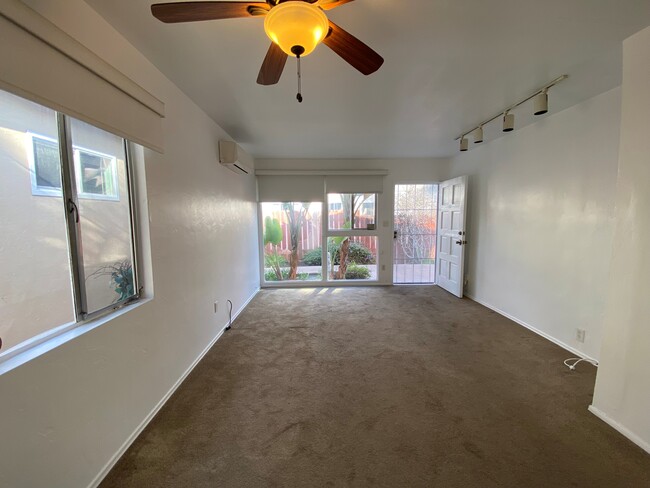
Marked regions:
[219,140,254,175]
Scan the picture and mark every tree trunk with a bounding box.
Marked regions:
[289,250,299,280]
[336,238,350,279]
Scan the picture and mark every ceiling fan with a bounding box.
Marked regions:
[151,0,384,101]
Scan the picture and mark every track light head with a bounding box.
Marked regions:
[474,126,484,144]
[460,137,468,152]
[503,112,514,132]
[534,91,548,115]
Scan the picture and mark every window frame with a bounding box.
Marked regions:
[27,133,63,197]
[27,133,120,202]
[0,109,142,366]
[327,192,378,231]
[59,114,140,321]
[73,145,120,201]
[258,193,381,287]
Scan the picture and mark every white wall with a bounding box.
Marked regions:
[0,1,260,487]
[445,88,622,360]
[591,26,650,453]
[256,158,451,284]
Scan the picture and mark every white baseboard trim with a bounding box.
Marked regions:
[588,405,650,454]
[87,287,260,488]
[465,294,598,363]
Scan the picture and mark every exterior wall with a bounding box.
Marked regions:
[445,87,622,361]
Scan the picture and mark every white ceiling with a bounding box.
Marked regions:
[85,0,650,159]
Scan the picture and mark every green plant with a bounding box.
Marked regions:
[302,247,323,266]
[344,264,370,280]
[264,269,309,282]
[87,260,134,302]
[264,216,284,280]
[263,216,282,246]
[302,242,374,266]
[265,253,287,268]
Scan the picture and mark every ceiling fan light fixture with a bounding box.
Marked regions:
[264,2,329,57]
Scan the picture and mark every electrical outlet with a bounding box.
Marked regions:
[381,264,386,271]
[576,328,586,343]
[214,301,219,313]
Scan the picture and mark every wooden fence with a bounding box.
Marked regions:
[265,210,377,260]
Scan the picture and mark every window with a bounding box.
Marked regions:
[75,148,119,199]
[328,193,377,230]
[258,181,382,287]
[29,135,62,195]
[29,134,119,201]
[261,202,322,283]
[327,236,377,281]
[0,88,140,361]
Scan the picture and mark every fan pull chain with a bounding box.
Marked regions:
[296,55,303,103]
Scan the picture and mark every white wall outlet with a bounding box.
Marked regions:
[213,301,219,314]
[576,328,586,343]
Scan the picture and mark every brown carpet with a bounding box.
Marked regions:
[101,286,650,488]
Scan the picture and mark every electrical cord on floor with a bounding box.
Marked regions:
[564,357,599,371]
[225,300,233,331]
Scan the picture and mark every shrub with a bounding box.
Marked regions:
[344,264,371,280]
[265,253,287,268]
[264,269,309,282]
[302,248,322,266]
[301,242,374,266]
[347,242,375,264]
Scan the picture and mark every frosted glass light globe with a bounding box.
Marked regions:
[264,2,329,57]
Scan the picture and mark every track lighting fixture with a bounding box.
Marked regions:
[474,126,484,143]
[533,90,548,115]
[454,74,567,152]
[503,112,514,132]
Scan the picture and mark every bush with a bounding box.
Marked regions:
[346,242,375,264]
[301,242,374,266]
[344,264,371,280]
[264,269,309,282]
[302,248,322,266]
[265,253,287,268]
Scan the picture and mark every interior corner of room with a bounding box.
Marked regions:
[1,0,650,487]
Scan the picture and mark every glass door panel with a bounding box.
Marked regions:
[393,184,438,284]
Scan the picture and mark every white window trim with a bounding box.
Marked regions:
[326,192,378,232]
[73,145,120,202]
[258,198,381,287]
[26,132,120,201]
[26,132,61,197]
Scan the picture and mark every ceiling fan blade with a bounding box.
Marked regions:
[318,0,355,11]
[323,21,384,75]
[257,43,288,85]
[151,2,269,23]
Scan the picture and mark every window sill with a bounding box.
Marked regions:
[0,297,152,376]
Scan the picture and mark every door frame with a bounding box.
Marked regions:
[392,181,440,285]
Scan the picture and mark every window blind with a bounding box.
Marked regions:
[0,0,165,152]
[325,175,384,194]
[257,175,325,202]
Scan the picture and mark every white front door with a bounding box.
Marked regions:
[436,176,468,297]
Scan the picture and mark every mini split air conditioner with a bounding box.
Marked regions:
[219,140,254,175]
